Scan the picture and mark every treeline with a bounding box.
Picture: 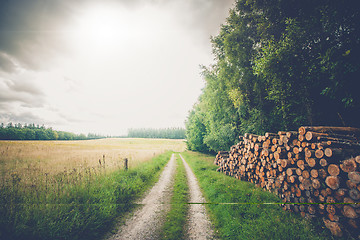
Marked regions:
[0,123,105,140]
[186,0,360,153]
[127,128,185,139]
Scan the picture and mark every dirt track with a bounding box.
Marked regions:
[106,153,214,240]
[180,154,214,240]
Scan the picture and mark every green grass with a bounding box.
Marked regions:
[181,151,339,240]
[0,151,173,240]
[160,154,189,240]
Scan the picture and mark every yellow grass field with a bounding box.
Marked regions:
[0,138,186,178]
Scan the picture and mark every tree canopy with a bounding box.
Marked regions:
[186,0,360,153]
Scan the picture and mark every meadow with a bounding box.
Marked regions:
[0,138,185,240]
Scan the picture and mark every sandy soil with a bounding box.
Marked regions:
[180,154,215,240]
[106,153,176,240]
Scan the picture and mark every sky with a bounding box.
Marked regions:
[0,0,234,135]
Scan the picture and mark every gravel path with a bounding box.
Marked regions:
[106,153,176,240]
[180,154,215,240]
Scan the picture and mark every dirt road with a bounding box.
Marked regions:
[107,153,176,240]
[106,153,214,240]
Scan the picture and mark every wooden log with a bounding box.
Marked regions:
[299,126,360,137]
[265,132,277,138]
[318,140,360,149]
[340,159,357,173]
[312,178,321,189]
[306,158,316,168]
[348,172,360,184]
[343,205,358,219]
[304,148,315,158]
[302,170,310,179]
[303,179,312,190]
[347,180,358,189]
[319,168,328,179]
[297,160,307,171]
[293,147,300,155]
[298,134,305,142]
[315,149,324,159]
[281,159,292,168]
[319,159,329,167]
[310,169,319,178]
[328,164,340,176]
[326,204,337,215]
[349,189,360,200]
[305,131,359,142]
[286,131,298,139]
[325,176,340,190]
[325,148,359,158]
[334,188,347,201]
[286,168,297,176]
[323,219,343,237]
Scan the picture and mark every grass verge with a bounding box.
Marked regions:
[160,154,189,240]
[181,151,340,240]
[0,151,173,240]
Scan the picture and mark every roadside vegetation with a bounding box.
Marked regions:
[185,0,360,153]
[160,154,189,240]
[181,151,339,240]
[0,151,173,240]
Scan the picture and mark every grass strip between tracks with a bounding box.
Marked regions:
[181,151,340,240]
[160,154,189,240]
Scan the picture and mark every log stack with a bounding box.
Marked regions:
[215,126,360,238]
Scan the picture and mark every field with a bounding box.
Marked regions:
[0,138,186,177]
[0,138,185,240]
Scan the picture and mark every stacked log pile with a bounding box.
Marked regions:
[215,126,360,237]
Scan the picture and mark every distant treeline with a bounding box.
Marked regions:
[0,123,105,140]
[127,128,185,139]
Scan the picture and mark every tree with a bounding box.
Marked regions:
[185,0,360,153]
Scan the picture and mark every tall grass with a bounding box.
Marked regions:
[0,151,173,240]
[160,154,189,240]
[181,151,339,240]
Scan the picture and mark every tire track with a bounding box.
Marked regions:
[107,153,176,240]
[180,154,215,240]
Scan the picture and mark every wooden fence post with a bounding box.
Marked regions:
[124,158,128,170]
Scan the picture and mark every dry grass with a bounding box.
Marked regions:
[0,138,186,178]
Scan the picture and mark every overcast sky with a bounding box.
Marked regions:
[0,0,234,135]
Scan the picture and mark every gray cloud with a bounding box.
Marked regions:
[0,0,75,71]
[0,111,46,125]
[0,78,44,107]
[0,52,18,72]
[0,0,234,72]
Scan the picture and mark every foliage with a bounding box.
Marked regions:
[0,151,172,240]
[127,127,185,139]
[181,151,339,240]
[186,0,360,152]
[0,123,105,140]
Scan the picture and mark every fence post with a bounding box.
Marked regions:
[124,158,128,170]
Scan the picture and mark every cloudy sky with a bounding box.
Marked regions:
[0,0,234,135]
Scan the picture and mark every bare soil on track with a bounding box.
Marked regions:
[106,153,215,240]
